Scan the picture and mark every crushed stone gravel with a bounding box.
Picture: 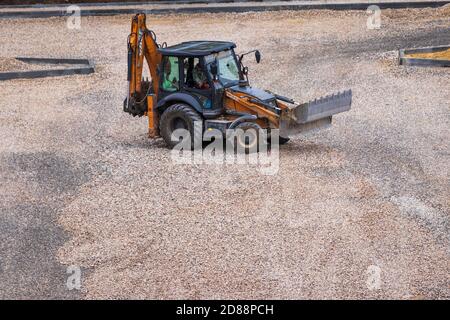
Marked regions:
[0,58,85,72]
[0,8,448,299]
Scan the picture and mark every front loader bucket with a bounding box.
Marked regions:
[279,89,352,137]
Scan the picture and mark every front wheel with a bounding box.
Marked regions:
[234,122,262,153]
[159,103,203,149]
[278,136,290,145]
[268,129,290,145]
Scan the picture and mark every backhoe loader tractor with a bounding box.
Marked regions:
[124,13,352,150]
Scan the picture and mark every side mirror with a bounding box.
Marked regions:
[255,50,261,63]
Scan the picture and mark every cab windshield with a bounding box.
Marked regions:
[206,50,240,87]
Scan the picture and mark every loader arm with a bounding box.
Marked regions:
[224,90,281,128]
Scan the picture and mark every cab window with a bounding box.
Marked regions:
[161,56,179,92]
[183,57,210,90]
[205,51,239,87]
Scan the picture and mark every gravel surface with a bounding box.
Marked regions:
[0,58,85,72]
[0,58,35,72]
[0,8,448,299]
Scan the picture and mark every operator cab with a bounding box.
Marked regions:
[157,41,241,118]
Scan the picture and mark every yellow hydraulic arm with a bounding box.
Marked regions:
[126,13,163,136]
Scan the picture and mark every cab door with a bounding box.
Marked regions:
[181,57,215,114]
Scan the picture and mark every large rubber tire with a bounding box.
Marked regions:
[234,122,262,153]
[160,103,203,149]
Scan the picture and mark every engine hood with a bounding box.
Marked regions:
[229,85,275,102]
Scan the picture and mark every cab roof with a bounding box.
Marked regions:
[158,41,236,57]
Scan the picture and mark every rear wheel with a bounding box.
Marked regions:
[160,103,203,149]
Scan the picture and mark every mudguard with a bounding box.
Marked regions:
[157,92,203,114]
